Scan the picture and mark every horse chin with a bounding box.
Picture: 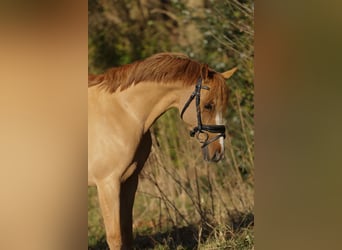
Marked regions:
[202,146,223,162]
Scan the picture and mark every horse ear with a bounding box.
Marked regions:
[221,67,237,79]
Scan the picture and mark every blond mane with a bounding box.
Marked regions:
[88,52,216,93]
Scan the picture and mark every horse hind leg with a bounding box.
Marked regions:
[120,131,152,249]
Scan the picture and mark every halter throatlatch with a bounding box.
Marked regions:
[180,78,226,148]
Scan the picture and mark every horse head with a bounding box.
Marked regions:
[180,66,237,162]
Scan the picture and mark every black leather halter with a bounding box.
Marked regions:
[180,78,226,148]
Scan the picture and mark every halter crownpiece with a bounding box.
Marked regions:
[180,78,226,148]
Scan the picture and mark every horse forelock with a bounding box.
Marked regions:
[205,73,229,112]
[88,53,221,93]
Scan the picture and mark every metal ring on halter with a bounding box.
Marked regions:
[196,131,209,144]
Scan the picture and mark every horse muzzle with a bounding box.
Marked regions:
[202,144,224,162]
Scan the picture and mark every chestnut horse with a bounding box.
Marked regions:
[88,53,236,249]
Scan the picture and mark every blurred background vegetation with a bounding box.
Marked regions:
[88,0,254,249]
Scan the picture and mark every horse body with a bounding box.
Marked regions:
[88,53,236,249]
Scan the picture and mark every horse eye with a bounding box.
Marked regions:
[204,103,213,110]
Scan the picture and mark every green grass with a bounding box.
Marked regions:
[88,193,254,250]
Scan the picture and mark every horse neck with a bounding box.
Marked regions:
[115,81,193,133]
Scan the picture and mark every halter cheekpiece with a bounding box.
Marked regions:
[180,78,226,148]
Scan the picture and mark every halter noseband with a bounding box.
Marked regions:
[180,78,226,148]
